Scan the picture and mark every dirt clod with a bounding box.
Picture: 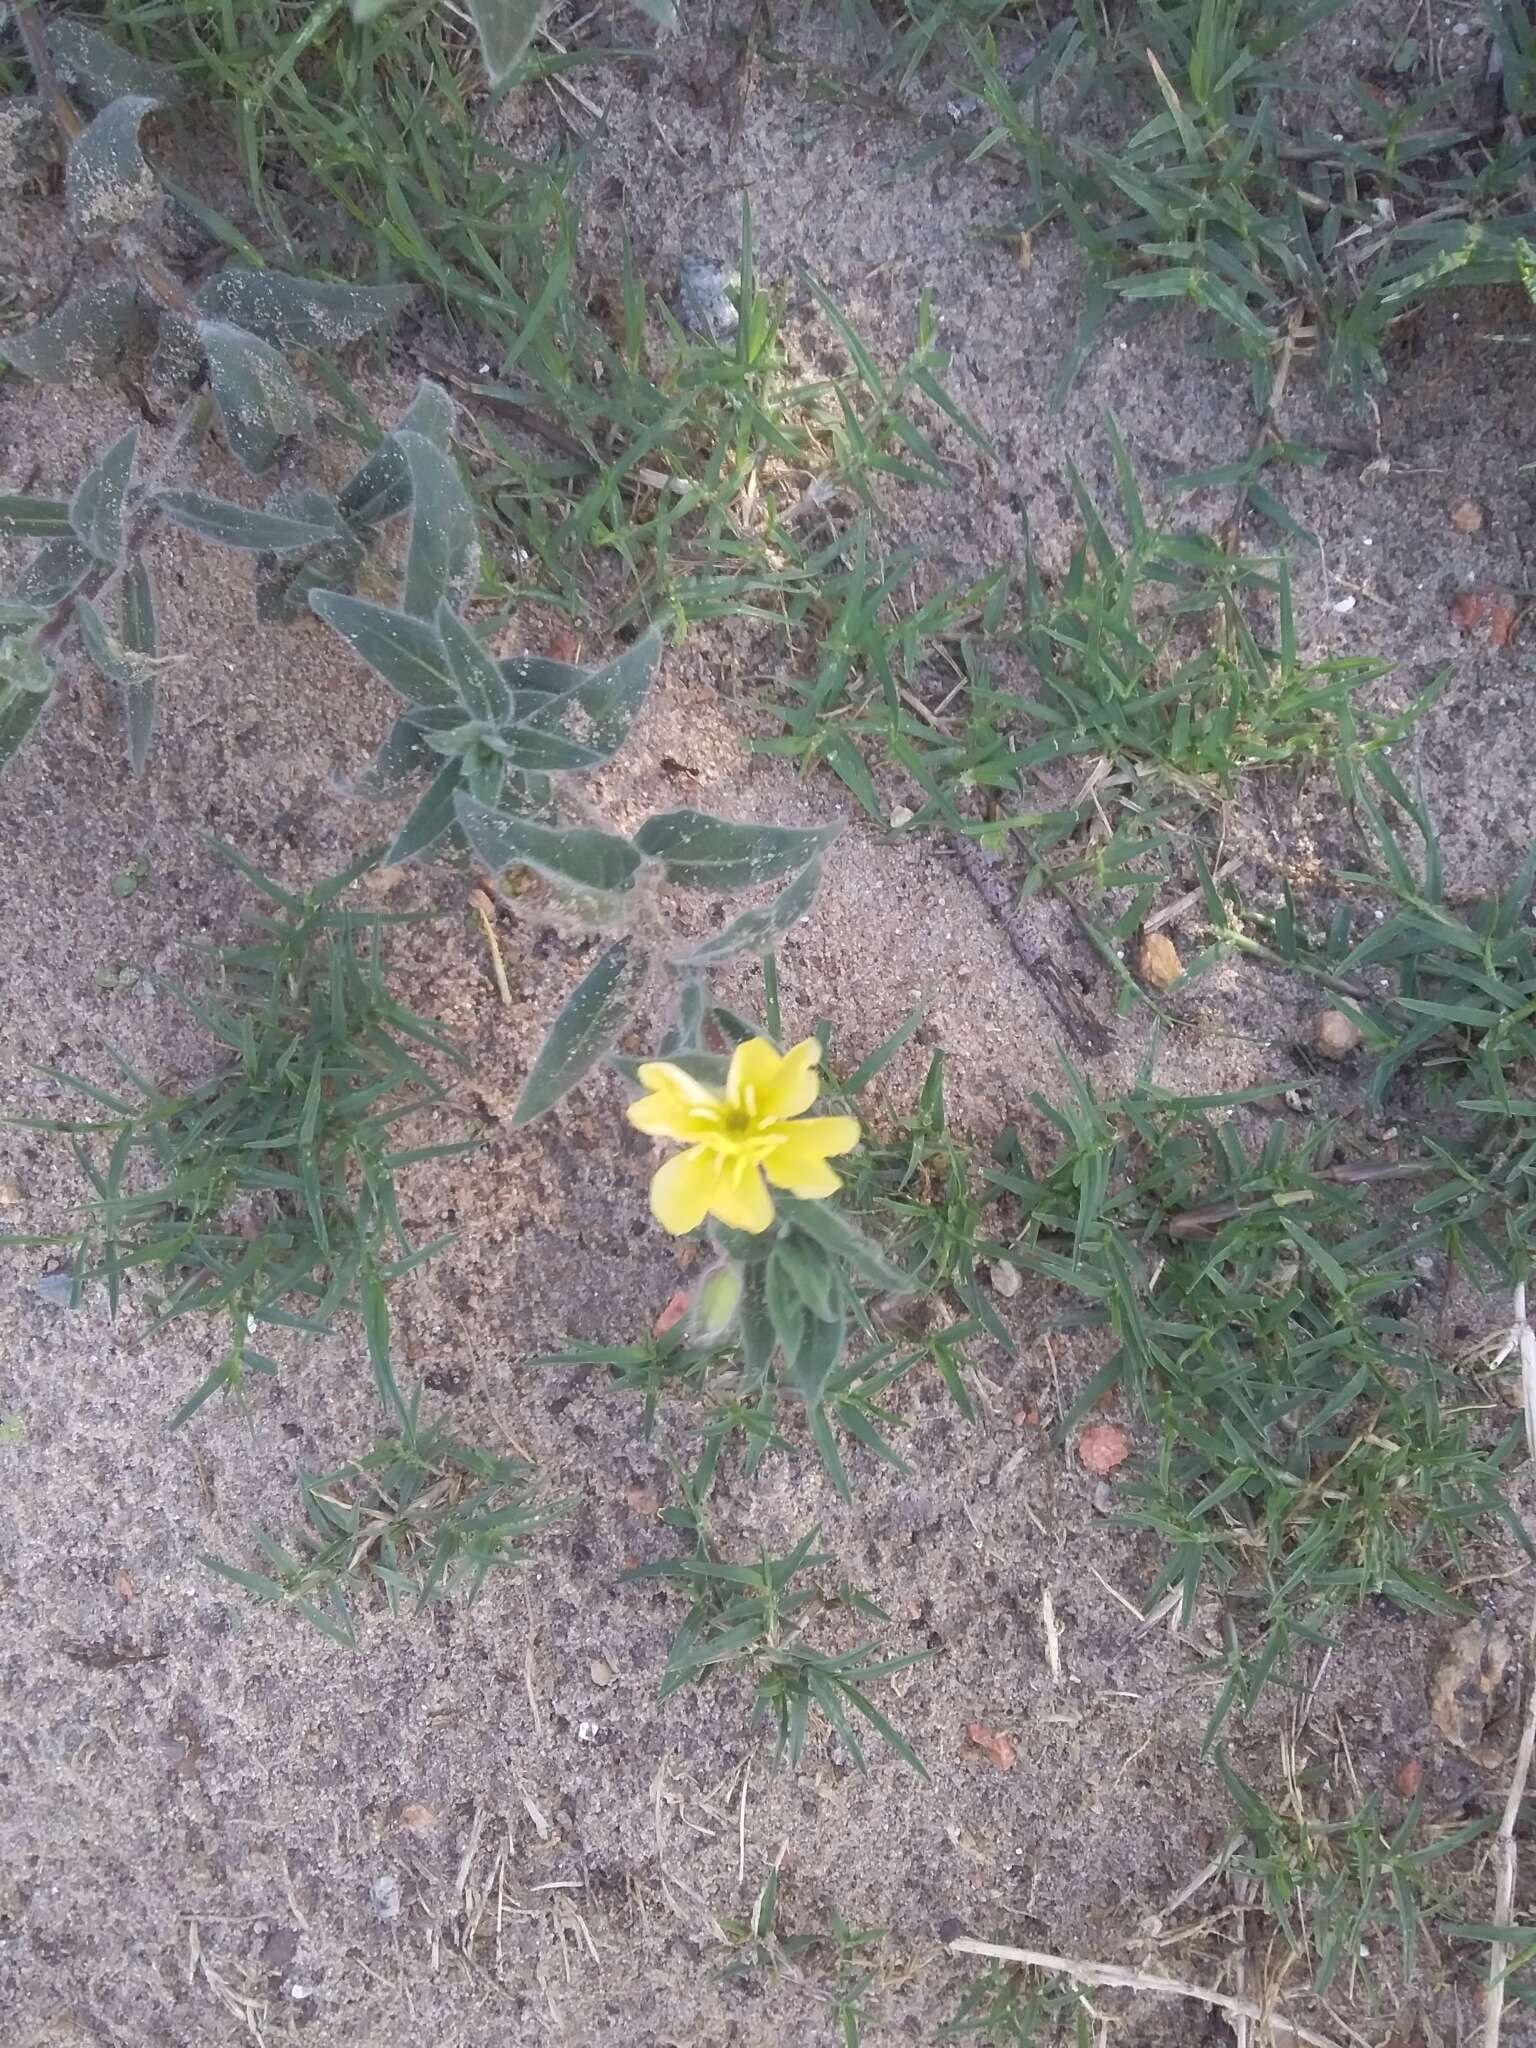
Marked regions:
[1428,1615,1521,1768]
[1077,1424,1131,1476]
[1311,1008,1363,1058]
[1137,932,1182,990]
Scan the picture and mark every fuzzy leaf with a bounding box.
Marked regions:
[514,937,651,1124]
[455,793,643,914]
[75,580,158,774]
[523,627,661,763]
[499,650,586,697]
[254,490,365,623]
[338,379,457,528]
[309,592,459,707]
[633,809,838,890]
[65,94,161,237]
[398,430,478,619]
[387,755,462,863]
[0,496,72,539]
[156,489,333,552]
[782,1302,846,1409]
[0,602,51,631]
[673,858,825,966]
[199,320,313,474]
[68,425,138,566]
[348,712,455,798]
[469,0,545,87]
[774,1196,905,1292]
[13,536,96,607]
[435,603,511,724]
[0,281,142,382]
[0,635,55,775]
[194,269,412,351]
[46,18,183,105]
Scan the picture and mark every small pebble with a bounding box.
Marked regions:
[1451,498,1484,534]
[987,1259,1021,1299]
[33,1271,76,1309]
[371,1874,401,1924]
[590,1658,614,1688]
[1312,1008,1363,1058]
[1138,931,1182,990]
[677,257,739,339]
[889,805,915,830]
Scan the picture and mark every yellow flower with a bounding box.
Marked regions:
[627,1037,860,1236]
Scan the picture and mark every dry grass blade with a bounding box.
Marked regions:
[1483,1594,1536,2048]
[945,1936,1346,2048]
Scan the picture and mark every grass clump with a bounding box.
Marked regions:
[2,844,474,1425]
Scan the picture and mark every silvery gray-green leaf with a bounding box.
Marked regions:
[774,1195,906,1293]
[387,754,463,864]
[494,723,605,775]
[68,425,138,566]
[347,711,457,798]
[499,650,585,697]
[514,936,651,1124]
[199,320,313,475]
[0,602,51,631]
[65,94,161,237]
[435,603,511,725]
[469,0,545,88]
[0,634,55,775]
[633,809,838,891]
[75,578,158,774]
[193,269,413,351]
[309,592,460,708]
[398,430,478,620]
[523,627,662,764]
[781,1301,846,1409]
[673,857,825,967]
[454,794,643,912]
[156,489,334,553]
[254,490,366,624]
[13,536,96,608]
[0,496,72,540]
[338,379,457,528]
[0,280,142,382]
[46,16,183,105]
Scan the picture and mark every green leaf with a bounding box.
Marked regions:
[253,488,363,623]
[435,603,511,724]
[468,0,545,87]
[309,592,458,707]
[12,536,96,607]
[65,94,161,237]
[75,586,158,774]
[0,495,73,539]
[348,713,450,798]
[0,281,142,382]
[398,431,478,619]
[514,937,651,1124]
[156,489,334,552]
[68,425,138,566]
[633,809,837,890]
[499,651,586,696]
[455,794,643,914]
[673,858,825,966]
[361,1260,408,1428]
[0,636,56,776]
[774,1196,904,1292]
[387,755,462,863]
[523,627,662,763]
[46,17,183,104]
[784,1305,846,1409]
[194,269,412,350]
[338,378,457,528]
[199,320,312,475]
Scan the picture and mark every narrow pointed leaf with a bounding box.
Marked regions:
[338,379,457,527]
[386,755,463,863]
[156,489,333,552]
[75,585,159,774]
[68,425,138,566]
[309,591,459,706]
[65,95,161,237]
[524,626,662,762]
[775,1195,905,1291]
[514,937,651,1124]
[0,637,56,775]
[200,320,312,474]
[13,536,96,607]
[469,0,545,87]
[0,496,72,539]
[436,603,511,723]
[398,430,478,619]
[194,269,412,350]
[0,282,142,382]
[633,809,838,890]
[674,858,825,966]
[499,650,585,696]
[455,793,642,910]
[347,713,452,798]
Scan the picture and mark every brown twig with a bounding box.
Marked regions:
[14,1,83,140]
[1166,1159,1434,1241]
[1482,1595,1536,2048]
[945,1936,1345,2048]
[948,831,1111,1058]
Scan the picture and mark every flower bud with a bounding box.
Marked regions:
[688,1260,744,1343]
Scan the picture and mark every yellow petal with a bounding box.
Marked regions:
[649,1147,720,1235]
[727,1036,822,1121]
[705,1160,775,1233]
[763,1114,859,1172]
[627,1092,699,1141]
[628,1062,723,1141]
[636,1061,723,1109]
[766,1155,844,1199]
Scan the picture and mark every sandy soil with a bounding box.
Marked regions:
[2,3,1534,2044]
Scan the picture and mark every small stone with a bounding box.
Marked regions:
[987,1258,1021,1300]
[33,1271,76,1309]
[590,1658,614,1688]
[1137,931,1182,989]
[577,1719,599,1744]
[889,806,915,830]
[1451,498,1484,534]
[0,1179,22,1206]
[1312,1008,1363,1059]
[399,1803,436,1833]
[1394,1757,1424,1799]
[677,257,739,339]
[371,1874,401,1924]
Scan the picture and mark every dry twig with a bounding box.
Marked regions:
[1482,1595,1536,2048]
